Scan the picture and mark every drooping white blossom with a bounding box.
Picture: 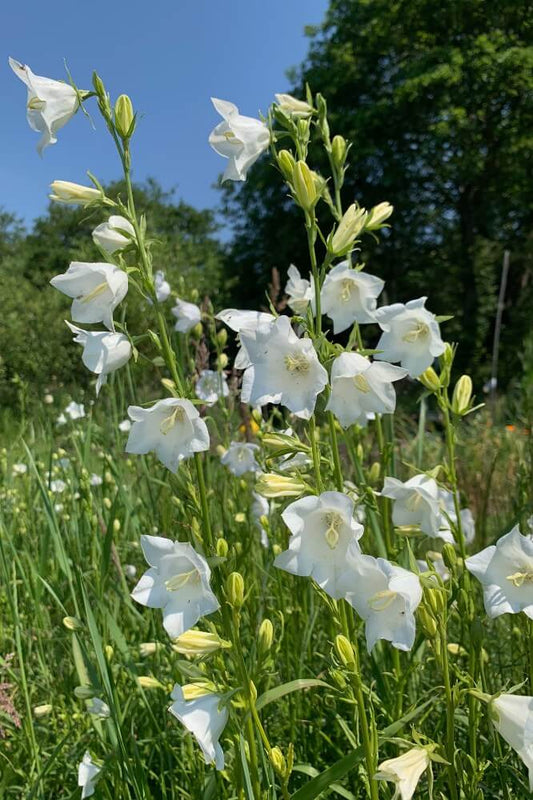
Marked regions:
[209,98,270,182]
[77,752,101,799]
[321,263,384,332]
[169,685,228,770]
[9,57,79,154]
[66,322,132,396]
[274,492,364,599]
[172,297,201,333]
[491,694,533,789]
[154,270,171,302]
[195,370,229,406]
[92,215,135,254]
[326,352,407,428]
[374,747,430,800]
[50,262,128,331]
[64,401,85,420]
[215,308,275,369]
[240,315,328,419]
[466,526,533,619]
[381,475,445,539]
[118,419,131,433]
[126,398,209,472]
[50,479,67,494]
[374,297,445,378]
[12,463,27,476]
[131,535,219,638]
[285,265,314,315]
[338,545,422,651]
[221,442,261,476]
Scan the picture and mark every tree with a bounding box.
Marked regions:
[220,0,533,384]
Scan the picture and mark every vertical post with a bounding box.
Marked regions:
[490,249,510,407]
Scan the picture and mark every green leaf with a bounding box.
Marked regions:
[290,746,364,800]
[256,679,331,711]
[293,765,357,799]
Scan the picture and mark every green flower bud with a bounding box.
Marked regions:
[137,676,165,690]
[258,619,274,656]
[451,375,473,415]
[366,202,393,230]
[255,473,307,498]
[330,204,368,255]
[418,366,441,392]
[277,149,297,181]
[331,135,347,169]
[226,572,245,608]
[74,685,95,700]
[368,462,381,483]
[216,537,229,558]
[335,634,355,667]
[270,746,287,776]
[217,353,228,369]
[63,616,83,631]
[114,94,135,139]
[33,704,53,718]
[441,543,457,571]
[292,161,318,211]
[216,328,228,347]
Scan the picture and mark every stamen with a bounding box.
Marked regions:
[28,96,46,111]
[165,569,200,591]
[506,571,533,588]
[368,589,398,611]
[323,511,344,549]
[223,130,240,145]
[80,281,108,304]
[284,353,310,374]
[160,405,186,434]
[353,374,371,394]
[402,321,430,343]
[340,278,354,302]
[405,492,423,513]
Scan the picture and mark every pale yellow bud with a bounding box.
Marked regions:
[139,642,160,657]
[216,328,228,347]
[331,135,348,169]
[258,619,274,656]
[270,746,287,776]
[74,686,95,699]
[255,472,306,498]
[272,544,282,557]
[63,615,83,631]
[451,375,473,415]
[137,676,165,690]
[330,204,368,254]
[191,322,203,339]
[181,682,215,700]
[113,519,121,533]
[49,180,101,205]
[103,497,112,510]
[418,366,441,392]
[114,94,135,139]
[292,161,318,211]
[217,353,229,369]
[105,645,114,661]
[368,462,381,483]
[366,201,393,229]
[216,537,229,558]
[172,629,231,657]
[277,149,297,181]
[33,704,53,718]
[227,572,245,608]
[275,93,313,116]
[234,512,246,524]
[335,634,355,667]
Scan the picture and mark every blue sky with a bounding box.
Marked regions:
[1,0,329,230]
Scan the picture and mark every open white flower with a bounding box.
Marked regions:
[491,694,533,789]
[381,475,444,539]
[66,322,131,396]
[221,442,260,476]
[209,98,270,182]
[169,685,228,770]
[375,747,430,800]
[118,418,131,433]
[154,270,171,302]
[466,526,533,619]
[326,353,407,428]
[285,265,314,315]
[132,535,219,638]
[86,697,110,718]
[50,479,67,494]
[126,398,209,472]
[92,215,134,253]
[321,263,384,333]
[374,297,445,378]
[12,463,27,476]
[77,752,101,799]
[172,297,201,333]
[9,57,79,154]
[215,308,275,369]
[274,492,364,599]
[240,315,328,419]
[195,370,229,406]
[50,262,128,331]
[64,401,85,420]
[338,545,422,651]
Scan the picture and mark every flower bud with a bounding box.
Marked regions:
[137,676,165,690]
[191,322,203,339]
[105,645,114,661]
[330,668,347,690]
[335,634,355,667]
[277,150,297,182]
[270,746,287,776]
[63,615,83,631]
[331,135,347,170]
[441,543,457,571]
[114,94,135,139]
[216,328,228,347]
[368,462,381,483]
[33,703,53,718]
[216,537,229,558]
[258,619,274,657]
[74,686,95,700]
[255,473,307,498]
[272,544,282,557]
[275,93,313,117]
[451,375,473,416]
[139,642,160,657]
[227,572,245,608]
[217,353,229,369]
[366,202,393,229]
[292,161,318,211]
[418,366,441,393]
[418,606,438,638]
[330,204,367,254]
[182,682,214,700]
[172,629,231,657]
[49,181,101,205]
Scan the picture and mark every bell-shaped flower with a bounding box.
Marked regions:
[374,747,430,800]
[274,491,364,599]
[381,474,443,539]
[240,315,328,419]
[209,98,270,182]
[374,297,445,378]
[438,487,476,544]
[154,270,171,302]
[66,322,131,396]
[77,752,101,799]
[338,545,422,651]
[64,401,85,420]
[285,264,314,315]
[216,308,275,369]
[9,57,79,154]
[131,535,219,638]
[49,180,101,205]
[221,442,260,476]
[195,370,229,406]
[126,398,210,473]
[326,352,407,428]
[92,215,135,253]
[169,684,228,770]
[466,526,533,619]
[321,263,384,333]
[172,297,201,333]
[50,262,128,331]
[491,693,533,789]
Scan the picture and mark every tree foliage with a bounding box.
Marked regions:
[220,0,533,384]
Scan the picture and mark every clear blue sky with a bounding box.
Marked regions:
[1,0,329,229]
